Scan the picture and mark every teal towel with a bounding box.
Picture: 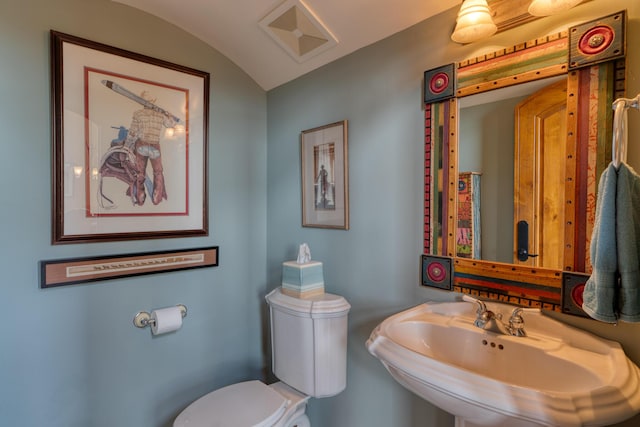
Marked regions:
[616,163,640,322]
[582,163,618,323]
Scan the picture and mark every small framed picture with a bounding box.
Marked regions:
[300,120,349,229]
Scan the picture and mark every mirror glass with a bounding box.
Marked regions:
[457,75,568,267]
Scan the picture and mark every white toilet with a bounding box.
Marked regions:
[173,287,351,427]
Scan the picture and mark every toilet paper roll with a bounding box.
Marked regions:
[150,306,183,335]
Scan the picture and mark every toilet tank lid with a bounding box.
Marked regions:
[173,380,287,427]
[266,287,351,318]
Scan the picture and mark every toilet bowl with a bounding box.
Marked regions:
[173,380,310,427]
[173,288,350,426]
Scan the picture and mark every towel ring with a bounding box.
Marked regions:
[612,95,640,168]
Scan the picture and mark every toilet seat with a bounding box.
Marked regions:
[173,380,289,427]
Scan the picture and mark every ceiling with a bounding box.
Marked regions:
[113,0,461,90]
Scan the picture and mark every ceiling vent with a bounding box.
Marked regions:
[259,0,338,63]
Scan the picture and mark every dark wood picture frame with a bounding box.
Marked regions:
[50,31,210,244]
[40,246,219,288]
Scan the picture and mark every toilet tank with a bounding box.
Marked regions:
[265,288,350,398]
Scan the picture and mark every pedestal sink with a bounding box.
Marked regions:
[366,300,640,427]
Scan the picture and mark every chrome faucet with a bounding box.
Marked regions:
[462,295,534,337]
[508,308,527,337]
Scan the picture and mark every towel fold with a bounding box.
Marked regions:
[582,163,619,323]
[616,163,640,321]
[583,162,640,323]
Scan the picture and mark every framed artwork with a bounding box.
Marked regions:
[50,31,210,244]
[300,120,349,229]
[40,246,219,288]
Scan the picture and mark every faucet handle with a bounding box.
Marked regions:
[510,307,539,317]
[461,294,478,304]
[461,295,487,314]
[461,295,491,328]
[508,307,538,337]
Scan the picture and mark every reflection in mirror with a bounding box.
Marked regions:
[457,76,567,267]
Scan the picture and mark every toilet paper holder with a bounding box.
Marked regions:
[133,304,188,328]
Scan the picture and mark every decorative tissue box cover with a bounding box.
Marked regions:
[281,261,325,298]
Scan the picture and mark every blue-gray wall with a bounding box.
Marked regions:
[2,0,640,426]
[267,1,640,426]
[1,0,267,426]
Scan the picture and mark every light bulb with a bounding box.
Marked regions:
[451,0,497,44]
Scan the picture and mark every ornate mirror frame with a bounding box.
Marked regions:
[422,11,627,314]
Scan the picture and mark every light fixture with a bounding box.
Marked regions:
[451,0,497,44]
[528,0,584,17]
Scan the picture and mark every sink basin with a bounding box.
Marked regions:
[366,300,640,427]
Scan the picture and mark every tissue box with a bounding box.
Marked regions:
[281,261,325,298]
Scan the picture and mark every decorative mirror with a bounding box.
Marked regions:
[422,11,627,314]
